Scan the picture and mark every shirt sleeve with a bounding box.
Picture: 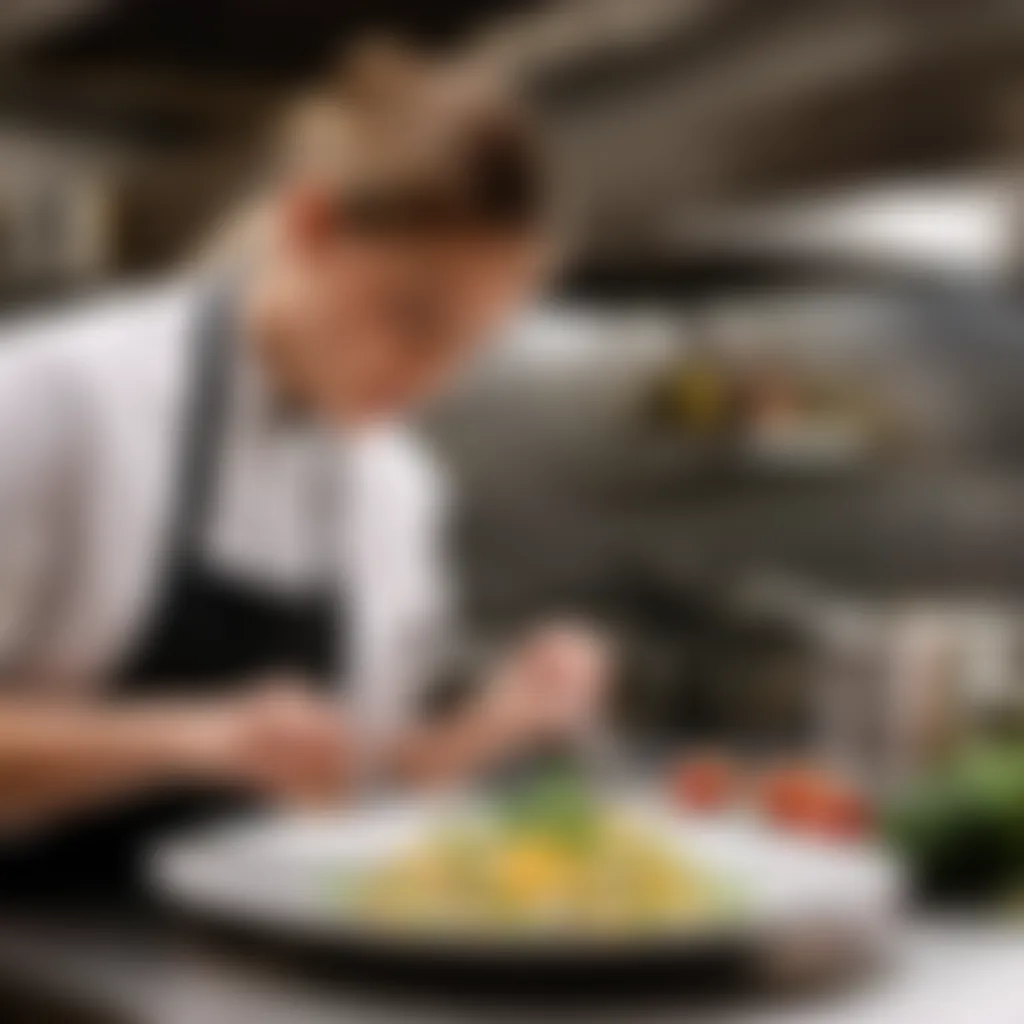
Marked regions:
[0,341,79,676]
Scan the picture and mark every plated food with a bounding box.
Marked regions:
[340,774,743,939]
[154,779,901,980]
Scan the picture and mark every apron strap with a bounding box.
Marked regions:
[165,279,341,594]
[164,281,235,570]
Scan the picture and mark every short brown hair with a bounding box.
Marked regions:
[278,40,549,237]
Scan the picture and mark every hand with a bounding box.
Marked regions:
[482,622,614,749]
[186,680,353,806]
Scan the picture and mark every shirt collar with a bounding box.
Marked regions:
[226,295,316,435]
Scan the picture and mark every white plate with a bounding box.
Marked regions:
[152,797,903,966]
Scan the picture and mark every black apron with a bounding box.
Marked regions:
[0,283,343,902]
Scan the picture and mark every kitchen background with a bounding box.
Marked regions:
[4,0,1024,771]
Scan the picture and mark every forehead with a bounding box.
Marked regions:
[350,232,544,285]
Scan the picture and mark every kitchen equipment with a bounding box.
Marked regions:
[812,598,1024,786]
[727,575,1024,783]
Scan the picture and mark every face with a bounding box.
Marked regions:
[267,189,547,425]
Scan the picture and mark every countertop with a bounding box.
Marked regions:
[0,903,1021,1024]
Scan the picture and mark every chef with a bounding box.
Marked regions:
[0,45,610,893]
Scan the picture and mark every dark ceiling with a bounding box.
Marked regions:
[25,0,548,78]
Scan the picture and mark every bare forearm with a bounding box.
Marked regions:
[0,680,355,830]
[388,701,527,788]
[390,622,613,789]
[0,701,221,829]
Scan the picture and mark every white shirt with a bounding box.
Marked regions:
[0,276,452,736]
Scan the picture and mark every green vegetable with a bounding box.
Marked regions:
[885,742,1024,902]
[498,766,600,851]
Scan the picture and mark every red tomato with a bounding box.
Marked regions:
[669,755,739,813]
[758,765,873,841]
[758,767,815,828]
[814,784,873,840]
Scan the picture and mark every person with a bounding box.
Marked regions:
[0,43,610,894]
